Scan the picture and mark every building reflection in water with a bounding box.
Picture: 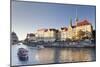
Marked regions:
[35,47,95,64]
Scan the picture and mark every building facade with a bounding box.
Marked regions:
[59,27,68,41]
[28,18,93,42]
[65,19,93,40]
[36,28,58,42]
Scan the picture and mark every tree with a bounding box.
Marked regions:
[92,30,96,39]
[72,35,76,41]
[77,30,85,40]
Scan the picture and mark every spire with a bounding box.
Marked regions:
[76,16,78,22]
[75,7,79,25]
[69,17,72,26]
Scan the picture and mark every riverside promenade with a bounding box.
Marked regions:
[23,40,95,48]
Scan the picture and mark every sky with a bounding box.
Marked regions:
[11,1,96,40]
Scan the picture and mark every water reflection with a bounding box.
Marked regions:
[36,48,95,64]
[36,48,55,64]
[11,44,96,66]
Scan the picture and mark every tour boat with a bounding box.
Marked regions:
[17,48,28,61]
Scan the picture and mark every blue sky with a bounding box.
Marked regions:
[12,1,96,40]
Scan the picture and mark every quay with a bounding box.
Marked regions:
[23,41,95,48]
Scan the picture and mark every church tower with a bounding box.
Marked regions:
[75,8,79,26]
[68,17,73,32]
[75,16,79,26]
[69,17,72,27]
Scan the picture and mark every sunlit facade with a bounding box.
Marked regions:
[34,18,93,42]
[36,28,58,42]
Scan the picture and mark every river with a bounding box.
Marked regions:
[11,44,96,66]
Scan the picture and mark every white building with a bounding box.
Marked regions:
[59,27,68,41]
[36,28,58,42]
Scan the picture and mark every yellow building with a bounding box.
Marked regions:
[59,17,93,41]
[76,20,93,39]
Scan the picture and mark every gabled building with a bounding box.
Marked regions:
[32,18,93,42]
[59,16,93,41]
[36,28,58,42]
[44,28,59,42]
[75,20,93,39]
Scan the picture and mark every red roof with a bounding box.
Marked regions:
[77,20,90,26]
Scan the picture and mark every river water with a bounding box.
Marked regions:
[11,44,96,66]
